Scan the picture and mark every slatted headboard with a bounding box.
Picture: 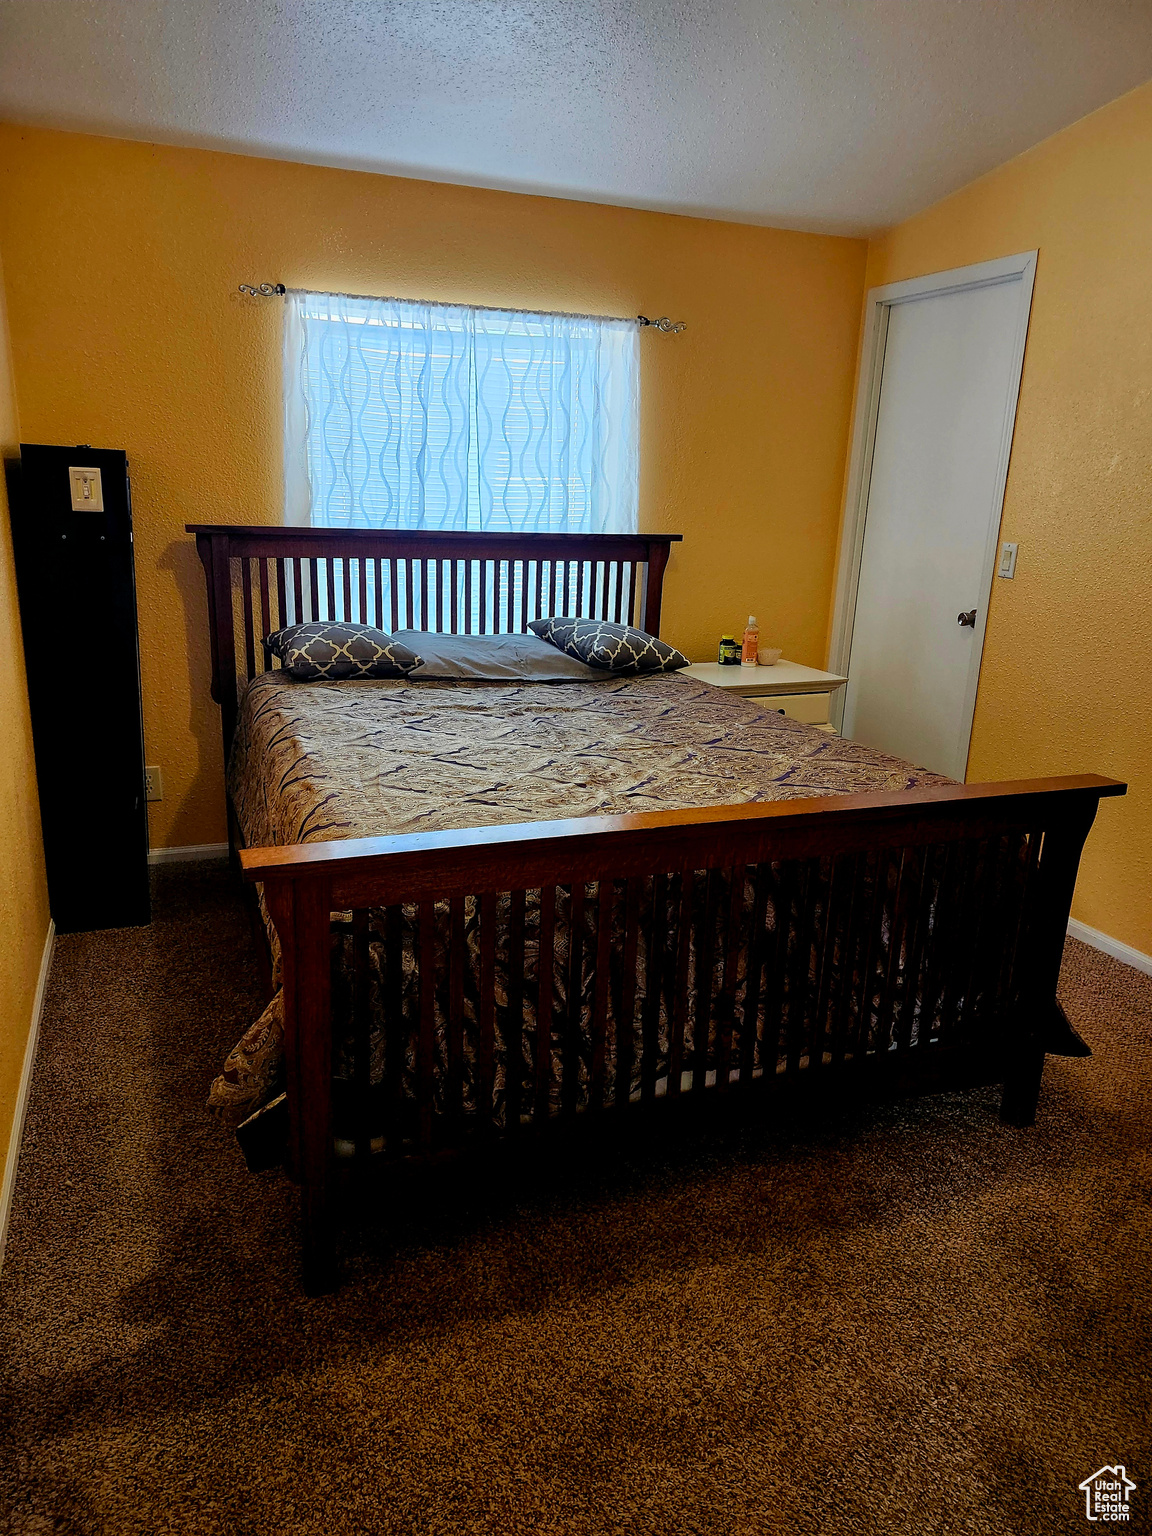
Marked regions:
[187,525,682,760]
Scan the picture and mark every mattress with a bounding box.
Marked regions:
[211,672,951,1132]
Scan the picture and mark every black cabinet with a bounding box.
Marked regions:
[9,444,150,931]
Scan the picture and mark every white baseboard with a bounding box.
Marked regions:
[147,842,230,865]
[1067,918,1152,979]
[0,919,56,1276]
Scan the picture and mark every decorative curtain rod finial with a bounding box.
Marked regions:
[239,282,286,297]
[638,315,686,334]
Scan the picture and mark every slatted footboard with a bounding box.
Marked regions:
[243,773,1124,1294]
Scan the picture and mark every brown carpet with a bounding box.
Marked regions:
[1,862,1150,1536]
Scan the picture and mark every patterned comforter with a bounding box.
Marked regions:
[210,672,950,1131]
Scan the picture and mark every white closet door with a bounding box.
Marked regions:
[841,275,1027,779]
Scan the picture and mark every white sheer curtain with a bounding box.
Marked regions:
[284,290,639,534]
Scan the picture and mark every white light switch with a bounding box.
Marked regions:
[69,466,103,512]
[997,541,1018,579]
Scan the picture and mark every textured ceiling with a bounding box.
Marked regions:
[1,1,1151,235]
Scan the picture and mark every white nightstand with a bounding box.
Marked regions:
[682,660,849,732]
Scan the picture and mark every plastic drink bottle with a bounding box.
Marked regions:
[741,615,759,666]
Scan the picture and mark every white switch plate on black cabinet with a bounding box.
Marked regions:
[69,466,104,511]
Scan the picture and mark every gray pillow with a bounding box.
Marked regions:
[263,621,423,680]
[395,629,604,682]
[529,617,689,675]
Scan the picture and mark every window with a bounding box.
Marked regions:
[284,290,639,536]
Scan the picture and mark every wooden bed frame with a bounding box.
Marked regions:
[190,523,1125,1294]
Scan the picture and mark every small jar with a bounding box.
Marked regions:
[718,635,741,666]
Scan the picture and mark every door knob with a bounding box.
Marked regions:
[957,609,977,628]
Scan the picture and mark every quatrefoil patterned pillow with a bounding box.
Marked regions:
[262,622,423,680]
[529,617,689,675]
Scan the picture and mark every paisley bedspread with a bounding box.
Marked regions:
[210,672,951,1133]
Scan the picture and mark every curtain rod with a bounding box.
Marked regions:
[237,282,686,333]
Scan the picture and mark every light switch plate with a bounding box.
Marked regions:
[997,541,1018,579]
[69,466,104,512]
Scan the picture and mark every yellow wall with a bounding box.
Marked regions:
[0,124,867,850]
[863,79,1152,953]
[0,240,50,1192]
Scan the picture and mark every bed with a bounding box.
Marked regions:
[190,523,1124,1293]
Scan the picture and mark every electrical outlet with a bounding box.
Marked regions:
[144,766,163,802]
